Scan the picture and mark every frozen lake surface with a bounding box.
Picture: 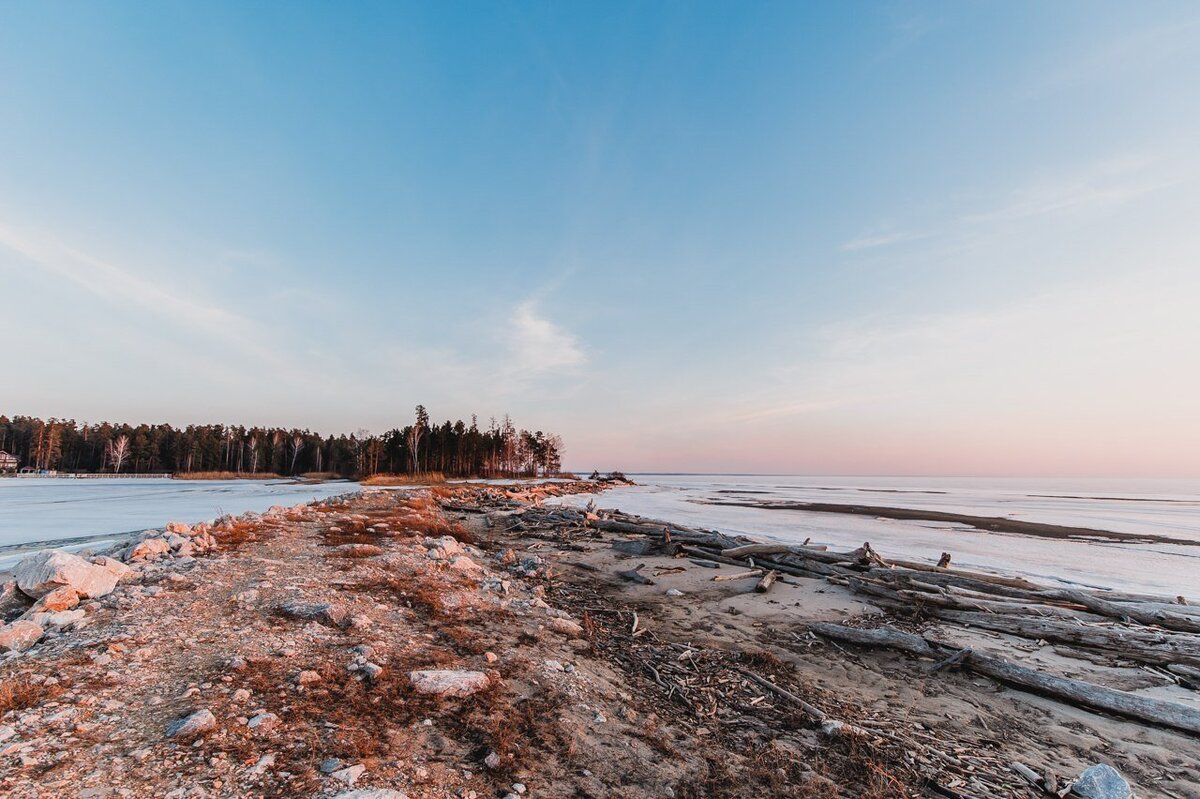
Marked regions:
[552,475,1200,598]
[0,478,358,569]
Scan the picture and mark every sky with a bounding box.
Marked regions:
[2,1,1199,477]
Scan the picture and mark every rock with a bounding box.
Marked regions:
[127,537,171,562]
[232,589,260,604]
[665,589,684,597]
[45,609,86,629]
[511,783,527,795]
[330,764,366,786]
[326,791,410,799]
[1071,764,1133,799]
[362,662,383,680]
[166,709,217,739]
[232,688,251,703]
[484,750,501,769]
[276,601,350,629]
[434,536,463,556]
[547,618,584,637]
[408,669,491,698]
[247,712,280,734]
[91,556,135,584]
[0,620,44,652]
[297,670,322,685]
[0,580,31,616]
[247,752,275,776]
[320,757,342,774]
[14,550,119,599]
[32,586,80,613]
[165,521,192,536]
[484,652,499,664]
[333,544,383,558]
[448,556,484,575]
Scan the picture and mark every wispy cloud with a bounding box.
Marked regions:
[509,300,586,373]
[1024,15,1200,98]
[840,229,927,252]
[961,154,1182,225]
[0,222,255,340]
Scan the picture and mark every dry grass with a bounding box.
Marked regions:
[210,645,570,797]
[361,472,447,486]
[0,675,62,716]
[172,471,283,481]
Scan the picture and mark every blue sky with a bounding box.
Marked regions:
[3,2,1199,475]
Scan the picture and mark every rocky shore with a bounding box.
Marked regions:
[0,481,1196,798]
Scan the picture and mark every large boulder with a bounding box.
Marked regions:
[14,550,119,600]
[0,620,45,651]
[408,669,490,698]
[1071,764,1133,799]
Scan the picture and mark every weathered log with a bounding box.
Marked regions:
[1050,590,1200,634]
[722,543,793,558]
[935,610,1200,668]
[809,623,1200,735]
[712,569,764,583]
[721,542,827,559]
[755,570,779,593]
[679,546,751,568]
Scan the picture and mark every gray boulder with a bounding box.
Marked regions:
[14,550,119,599]
[1071,764,1133,799]
[166,708,217,739]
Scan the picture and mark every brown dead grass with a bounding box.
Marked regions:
[213,648,570,796]
[0,675,62,716]
[172,471,284,480]
[361,472,447,486]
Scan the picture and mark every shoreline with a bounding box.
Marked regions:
[1,482,1196,797]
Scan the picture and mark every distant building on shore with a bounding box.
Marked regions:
[0,450,18,472]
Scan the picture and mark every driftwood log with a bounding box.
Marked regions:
[810,623,1200,735]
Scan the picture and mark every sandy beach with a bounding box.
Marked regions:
[1,482,1197,798]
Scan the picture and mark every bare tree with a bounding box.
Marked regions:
[290,435,303,475]
[107,435,131,474]
[247,436,259,474]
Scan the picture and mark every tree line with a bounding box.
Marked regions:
[0,407,564,478]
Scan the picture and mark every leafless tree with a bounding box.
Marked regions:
[108,435,131,474]
[247,436,259,474]
[290,435,303,475]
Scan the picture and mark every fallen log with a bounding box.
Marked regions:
[809,622,1200,735]
[721,542,827,559]
[713,569,764,583]
[1051,589,1200,635]
[932,611,1200,669]
[755,570,779,593]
